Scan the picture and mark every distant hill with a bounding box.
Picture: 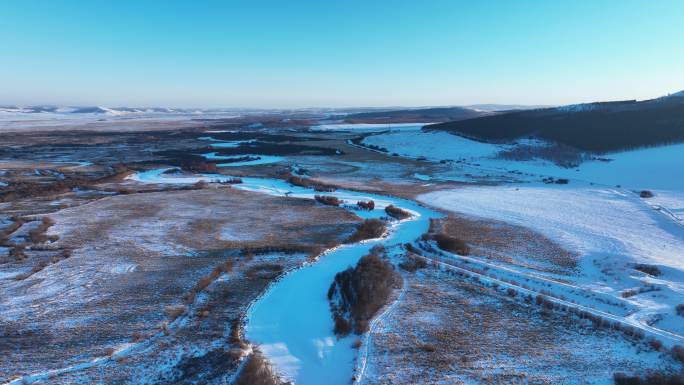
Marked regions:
[428,92,684,153]
[344,106,488,123]
[465,104,551,112]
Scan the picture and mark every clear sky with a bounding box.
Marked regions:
[1,0,683,108]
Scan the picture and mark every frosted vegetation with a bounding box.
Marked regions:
[130,168,438,385]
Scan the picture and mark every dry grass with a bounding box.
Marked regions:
[434,215,577,273]
[363,266,679,385]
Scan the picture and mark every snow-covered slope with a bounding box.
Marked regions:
[419,185,684,338]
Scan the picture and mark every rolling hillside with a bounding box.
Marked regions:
[344,106,488,123]
[428,92,684,153]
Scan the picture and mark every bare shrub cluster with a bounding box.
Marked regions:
[183,259,234,305]
[314,195,342,206]
[287,174,336,192]
[221,177,243,184]
[9,244,26,260]
[676,304,684,317]
[634,264,662,277]
[356,200,375,210]
[0,216,24,245]
[28,217,58,244]
[639,190,655,198]
[180,160,218,173]
[431,233,470,255]
[398,253,427,272]
[235,351,280,385]
[328,248,399,336]
[673,345,684,364]
[245,263,284,280]
[346,219,386,243]
[0,169,128,202]
[384,205,411,220]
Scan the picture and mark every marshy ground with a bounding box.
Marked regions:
[1,116,682,384]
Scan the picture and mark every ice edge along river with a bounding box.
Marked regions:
[128,168,441,385]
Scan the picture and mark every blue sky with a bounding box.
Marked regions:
[1,0,683,108]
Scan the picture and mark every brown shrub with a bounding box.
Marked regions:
[165,305,187,321]
[196,276,213,291]
[28,217,56,244]
[221,177,242,184]
[384,205,411,220]
[417,343,436,352]
[673,345,684,364]
[328,251,398,336]
[313,184,336,192]
[346,219,386,243]
[193,180,209,189]
[183,291,197,305]
[314,195,342,206]
[287,174,313,188]
[639,190,654,198]
[634,264,662,277]
[181,161,218,173]
[621,289,638,298]
[287,174,336,192]
[0,217,24,245]
[235,351,280,385]
[333,314,353,336]
[229,318,245,347]
[357,200,375,210]
[648,338,663,351]
[246,263,284,279]
[9,244,26,260]
[218,260,234,273]
[351,339,362,349]
[398,254,427,272]
[432,233,470,255]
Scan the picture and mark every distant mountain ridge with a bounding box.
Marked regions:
[428,90,684,153]
[343,106,489,123]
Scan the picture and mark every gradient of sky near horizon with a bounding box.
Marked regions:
[1,0,683,108]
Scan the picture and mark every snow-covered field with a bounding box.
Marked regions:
[419,184,684,341]
[363,129,684,188]
[363,129,684,224]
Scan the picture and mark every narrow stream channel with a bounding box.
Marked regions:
[129,169,441,384]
